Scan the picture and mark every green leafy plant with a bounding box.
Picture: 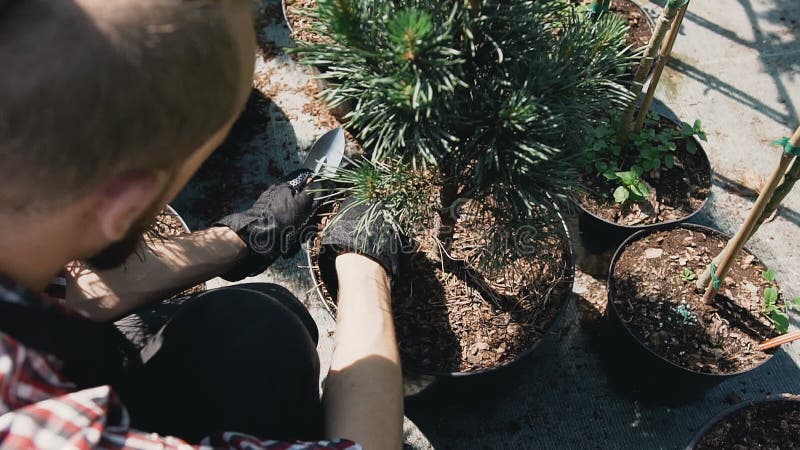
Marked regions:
[576,0,705,206]
[295,0,637,267]
[761,269,800,334]
[607,169,648,204]
[681,119,707,155]
[680,268,697,282]
[583,112,707,203]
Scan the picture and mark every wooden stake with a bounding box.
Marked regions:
[702,126,800,303]
[633,3,688,132]
[696,125,800,292]
[617,0,684,140]
[754,159,800,233]
[759,330,800,352]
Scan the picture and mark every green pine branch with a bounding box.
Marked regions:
[293,0,638,253]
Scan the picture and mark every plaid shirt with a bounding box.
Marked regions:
[0,274,360,450]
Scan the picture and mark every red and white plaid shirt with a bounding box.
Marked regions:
[0,274,360,450]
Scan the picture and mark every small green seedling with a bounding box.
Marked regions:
[682,119,707,155]
[584,113,706,204]
[606,169,649,204]
[680,268,697,282]
[761,269,800,334]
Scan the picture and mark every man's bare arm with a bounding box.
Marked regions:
[323,253,403,450]
[65,227,247,321]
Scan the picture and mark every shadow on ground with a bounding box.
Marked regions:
[649,0,799,127]
[172,89,298,230]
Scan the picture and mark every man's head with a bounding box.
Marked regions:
[0,0,255,278]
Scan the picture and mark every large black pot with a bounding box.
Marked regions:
[601,223,775,405]
[685,394,800,449]
[576,118,712,254]
[307,202,575,379]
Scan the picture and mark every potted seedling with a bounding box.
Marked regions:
[295,0,636,376]
[603,126,800,403]
[574,0,712,253]
[686,394,800,449]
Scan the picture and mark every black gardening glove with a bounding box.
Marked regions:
[215,170,323,281]
[321,197,401,279]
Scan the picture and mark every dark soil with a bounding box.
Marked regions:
[695,399,800,450]
[610,226,780,375]
[579,121,711,226]
[311,199,572,374]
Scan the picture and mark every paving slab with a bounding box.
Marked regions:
[171,1,800,448]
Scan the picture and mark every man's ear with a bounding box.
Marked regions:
[92,172,165,242]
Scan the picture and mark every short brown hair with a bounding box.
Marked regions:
[0,0,251,210]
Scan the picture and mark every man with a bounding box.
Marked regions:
[0,1,402,449]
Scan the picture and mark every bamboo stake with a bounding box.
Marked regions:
[617,0,685,140]
[701,126,800,303]
[758,330,800,352]
[749,154,800,239]
[633,2,688,132]
[696,125,800,293]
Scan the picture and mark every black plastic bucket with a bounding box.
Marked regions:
[685,394,800,449]
[600,223,775,405]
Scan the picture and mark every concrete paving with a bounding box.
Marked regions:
[171,0,800,448]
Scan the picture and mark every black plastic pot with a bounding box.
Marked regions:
[307,202,575,378]
[601,223,774,405]
[576,118,712,254]
[685,394,800,449]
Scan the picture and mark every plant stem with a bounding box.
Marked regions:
[700,131,800,303]
[633,2,688,132]
[617,1,683,141]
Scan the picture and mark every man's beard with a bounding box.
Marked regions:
[85,205,163,271]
